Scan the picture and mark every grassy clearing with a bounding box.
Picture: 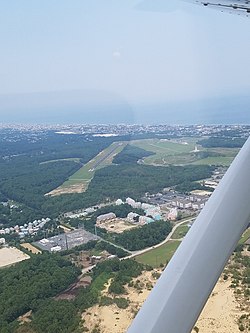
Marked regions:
[191,156,235,166]
[135,241,181,268]
[131,138,239,167]
[171,224,190,239]
[239,227,250,245]
[131,138,197,165]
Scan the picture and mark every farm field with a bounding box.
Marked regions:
[0,247,30,267]
[47,141,127,195]
[135,240,181,268]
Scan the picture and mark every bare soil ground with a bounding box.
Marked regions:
[21,243,42,254]
[82,270,244,333]
[82,270,161,333]
[55,275,92,301]
[0,247,30,267]
[45,183,87,196]
[97,218,138,234]
[192,278,245,333]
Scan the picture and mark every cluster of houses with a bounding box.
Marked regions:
[0,218,51,238]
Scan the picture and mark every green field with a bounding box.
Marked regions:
[131,138,202,165]
[239,227,250,245]
[135,241,181,268]
[61,142,127,189]
[171,224,190,239]
[130,138,239,167]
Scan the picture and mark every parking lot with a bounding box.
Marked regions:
[34,229,100,252]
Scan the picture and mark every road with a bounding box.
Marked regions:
[125,216,196,260]
[81,216,196,273]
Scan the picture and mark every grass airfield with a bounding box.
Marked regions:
[47,141,127,195]
[130,138,239,167]
[47,137,239,196]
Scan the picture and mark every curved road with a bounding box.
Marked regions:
[82,216,196,273]
[125,216,196,260]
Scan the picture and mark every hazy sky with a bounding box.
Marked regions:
[0,0,250,123]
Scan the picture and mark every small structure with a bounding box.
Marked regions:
[116,199,123,205]
[0,238,6,245]
[51,245,62,252]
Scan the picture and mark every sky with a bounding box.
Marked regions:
[0,0,250,124]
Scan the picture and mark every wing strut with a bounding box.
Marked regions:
[127,137,250,333]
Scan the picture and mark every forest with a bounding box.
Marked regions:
[0,254,80,333]
[39,163,214,217]
[0,129,215,221]
[112,144,154,164]
[0,253,146,333]
[198,137,246,148]
[111,220,172,251]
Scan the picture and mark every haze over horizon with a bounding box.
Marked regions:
[1,0,250,124]
[1,90,250,125]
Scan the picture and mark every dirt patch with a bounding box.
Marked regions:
[21,243,42,254]
[59,225,72,233]
[55,275,92,301]
[18,310,32,324]
[97,218,138,234]
[82,270,244,333]
[45,183,88,196]
[82,270,161,333]
[0,247,30,267]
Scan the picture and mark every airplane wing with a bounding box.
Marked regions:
[128,3,250,333]
[127,134,250,333]
[192,0,250,15]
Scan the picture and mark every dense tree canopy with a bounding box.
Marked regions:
[112,220,172,251]
[0,254,80,332]
[198,137,246,148]
[113,144,154,164]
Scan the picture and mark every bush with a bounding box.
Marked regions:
[114,298,129,309]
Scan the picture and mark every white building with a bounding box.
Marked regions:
[0,238,5,245]
[126,197,136,207]
[116,199,123,205]
[167,208,178,221]
[96,213,116,224]
[51,245,62,252]
[127,212,139,222]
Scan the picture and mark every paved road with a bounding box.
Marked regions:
[82,216,196,273]
[125,216,196,260]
